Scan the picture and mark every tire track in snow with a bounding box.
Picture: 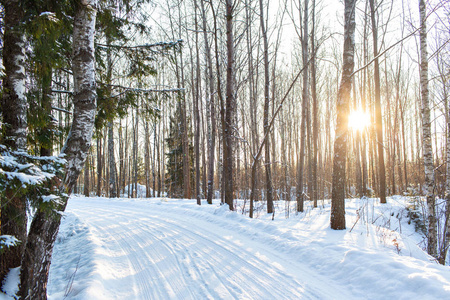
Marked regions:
[92,206,305,299]
[68,198,352,299]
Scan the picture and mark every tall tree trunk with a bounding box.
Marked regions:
[330,0,356,230]
[369,0,387,204]
[297,0,309,213]
[96,133,102,196]
[311,0,318,207]
[259,0,273,214]
[19,1,98,297]
[108,121,117,198]
[0,0,27,285]
[84,153,90,196]
[145,120,151,198]
[419,0,436,258]
[40,65,53,157]
[224,0,235,210]
[194,0,201,205]
[200,0,216,205]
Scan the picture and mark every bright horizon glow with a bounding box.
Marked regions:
[348,109,370,131]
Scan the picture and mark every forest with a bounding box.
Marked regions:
[1,0,450,298]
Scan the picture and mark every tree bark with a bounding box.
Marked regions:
[418,0,436,258]
[311,0,318,207]
[369,0,387,204]
[194,0,201,205]
[0,0,27,285]
[330,0,356,230]
[224,0,235,210]
[259,0,274,214]
[297,0,309,213]
[200,0,216,205]
[19,1,98,297]
[108,121,117,198]
[84,153,90,196]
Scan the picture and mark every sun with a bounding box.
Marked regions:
[348,109,370,131]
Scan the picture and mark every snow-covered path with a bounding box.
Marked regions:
[60,197,351,299]
[45,196,450,300]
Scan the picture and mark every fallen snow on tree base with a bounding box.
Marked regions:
[2,196,450,299]
[0,267,19,299]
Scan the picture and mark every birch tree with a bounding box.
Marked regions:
[19,0,98,297]
[418,0,437,258]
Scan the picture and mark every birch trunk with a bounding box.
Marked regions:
[419,0,437,258]
[330,0,356,230]
[19,1,97,297]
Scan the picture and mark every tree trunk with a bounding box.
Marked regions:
[194,0,201,205]
[297,0,309,213]
[108,121,117,198]
[96,133,102,196]
[200,0,216,205]
[258,0,273,214]
[19,1,98,297]
[0,0,27,285]
[418,0,436,258]
[330,0,356,230]
[224,0,235,210]
[311,0,318,207]
[369,0,387,204]
[84,153,90,196]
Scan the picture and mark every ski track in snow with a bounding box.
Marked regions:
[65,197,352,300]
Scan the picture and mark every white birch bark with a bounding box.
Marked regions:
[419,0,437,258]
[19,1,98,297]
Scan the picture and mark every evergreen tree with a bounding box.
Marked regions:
[166,102,194,198]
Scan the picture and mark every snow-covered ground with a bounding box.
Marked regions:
[3,196,450,299]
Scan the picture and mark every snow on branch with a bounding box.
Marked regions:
[109,84,185,98]
[51,106,72,115]
[96,39,183,51]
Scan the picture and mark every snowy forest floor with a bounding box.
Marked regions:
[2,195,450,299]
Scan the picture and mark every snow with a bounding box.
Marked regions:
[0,235,20,249]
[122,183,167,198]
[2,196,450,299]
[0,268,20,299]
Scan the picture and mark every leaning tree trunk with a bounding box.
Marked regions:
[0,0,27,286]
[418,0,436,258]
[330,0,356,230]
[19,1,98,298]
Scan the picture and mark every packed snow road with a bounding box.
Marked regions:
[50,197,352,299]
[46,196,450,300]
